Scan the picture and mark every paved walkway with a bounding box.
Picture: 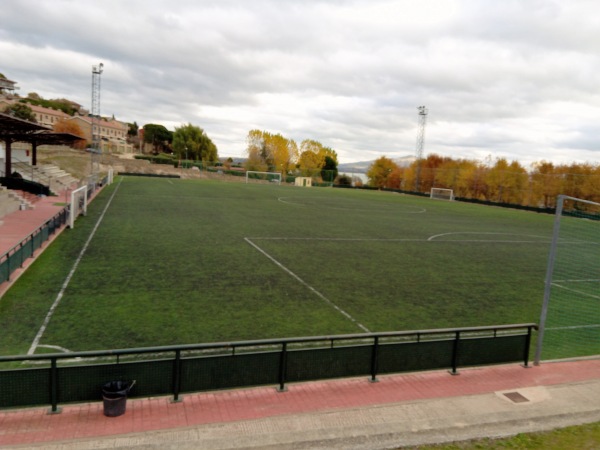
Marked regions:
[0,192,70,298]
[0,193,69,289]
[0,359,599,449]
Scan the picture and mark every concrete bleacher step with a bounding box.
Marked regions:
[0,187,22,218]
[11,162,79,193]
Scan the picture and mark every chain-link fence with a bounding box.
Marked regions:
[535,195,600,363]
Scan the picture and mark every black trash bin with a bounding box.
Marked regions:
[102,380,135,417]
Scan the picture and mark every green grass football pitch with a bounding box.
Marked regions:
[0,176,559,355]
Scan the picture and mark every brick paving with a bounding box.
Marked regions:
[0,192,69,297]
[0,359,598,447]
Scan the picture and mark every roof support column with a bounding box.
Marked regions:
[32,141,38,166]
[4,138,12,177]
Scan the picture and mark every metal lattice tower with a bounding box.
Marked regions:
[414,105,428,191]
[91,63,103,150]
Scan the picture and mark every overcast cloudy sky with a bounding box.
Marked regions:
[1,0,599,166]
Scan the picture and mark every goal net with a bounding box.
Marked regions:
[69,185,88,228]
[430,188,454,201]
[535,195,600,363]
[245,171,282,185]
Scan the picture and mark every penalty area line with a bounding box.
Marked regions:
[244,237,370,333]
[27,178,123,356]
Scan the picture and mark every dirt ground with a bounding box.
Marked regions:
[36,147,211,182]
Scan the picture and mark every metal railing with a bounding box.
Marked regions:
[0,208,69,285]
[0,323,536,413]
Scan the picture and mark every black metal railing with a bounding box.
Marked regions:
[0,208,68,284]
[0,323,536,413]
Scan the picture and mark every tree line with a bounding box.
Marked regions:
[244,130,338,181]
[367,154,600,207]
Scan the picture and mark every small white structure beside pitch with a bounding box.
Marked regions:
[295,177,312,187]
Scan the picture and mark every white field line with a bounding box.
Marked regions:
[427,232,550,242]
[36,344,73,353]
[27,178,123,355]
[551,283,600,301]
[249,237,426,242]
[553,279,600,283]
[277,197,427,213]
[244,237,370,333]
[248,235,551,244]
[546,324,600,331]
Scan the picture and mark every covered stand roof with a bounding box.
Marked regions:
[0,112,83,145]
[0,112,84,177]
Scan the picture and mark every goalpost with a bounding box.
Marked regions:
[245,171,282,185]
[69,185,88,228]
[430,187,454,201]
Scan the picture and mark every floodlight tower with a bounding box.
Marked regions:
[414,105,428,192]
[90,63,103,183]
[91,63,103,150]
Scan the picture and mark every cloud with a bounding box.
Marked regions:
[1,0,599,165]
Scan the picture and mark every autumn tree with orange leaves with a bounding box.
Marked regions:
[52,119,87,149]
[367,153,600,207]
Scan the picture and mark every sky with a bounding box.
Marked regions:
[1,0,599,167]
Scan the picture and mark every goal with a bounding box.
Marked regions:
[245,171,282,185]
[69,185,88,228]
[430,188,454,201]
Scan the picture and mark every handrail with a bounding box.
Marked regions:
[0,323,537,412]
[0,323,537,363]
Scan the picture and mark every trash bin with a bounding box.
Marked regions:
[102,380,135,417]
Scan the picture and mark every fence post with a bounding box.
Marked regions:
[277,342,288,392]
[449,331,460,375]
[48,358,61,414]
[523,326,533,368]
[370,336,379,382]
[172,350,182,402]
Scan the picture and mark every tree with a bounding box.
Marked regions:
[172,123,218,163]
[143,124,172,154]
[336,174,353,186]
[367,157,399,188]
[127,121,138,137]
[321,155,338,183]
[297,148,322,176]
[245,130,269,172]
[21,95,79,116]
[53,119,87,149]
[244,130,298,176]
[484,158,527,204]
[3,102,36,122]
[297,139,338,181]
[530,162,561,208]
[386,165,404,189]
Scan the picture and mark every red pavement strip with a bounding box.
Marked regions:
[0,359,599,446]
[0,192,70,298]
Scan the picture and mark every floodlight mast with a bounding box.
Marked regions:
[414,105,428,192]
[91,63,103,182]
[91,63,103,150]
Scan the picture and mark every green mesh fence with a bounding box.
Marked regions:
[0,367,51,408]
[0,259,8,284]
[286,345,372,382]
[181,352,280,392]
[378,340,454,374]
[536,195,600,361]
[0,325,534,411]
[0,208,68,284]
